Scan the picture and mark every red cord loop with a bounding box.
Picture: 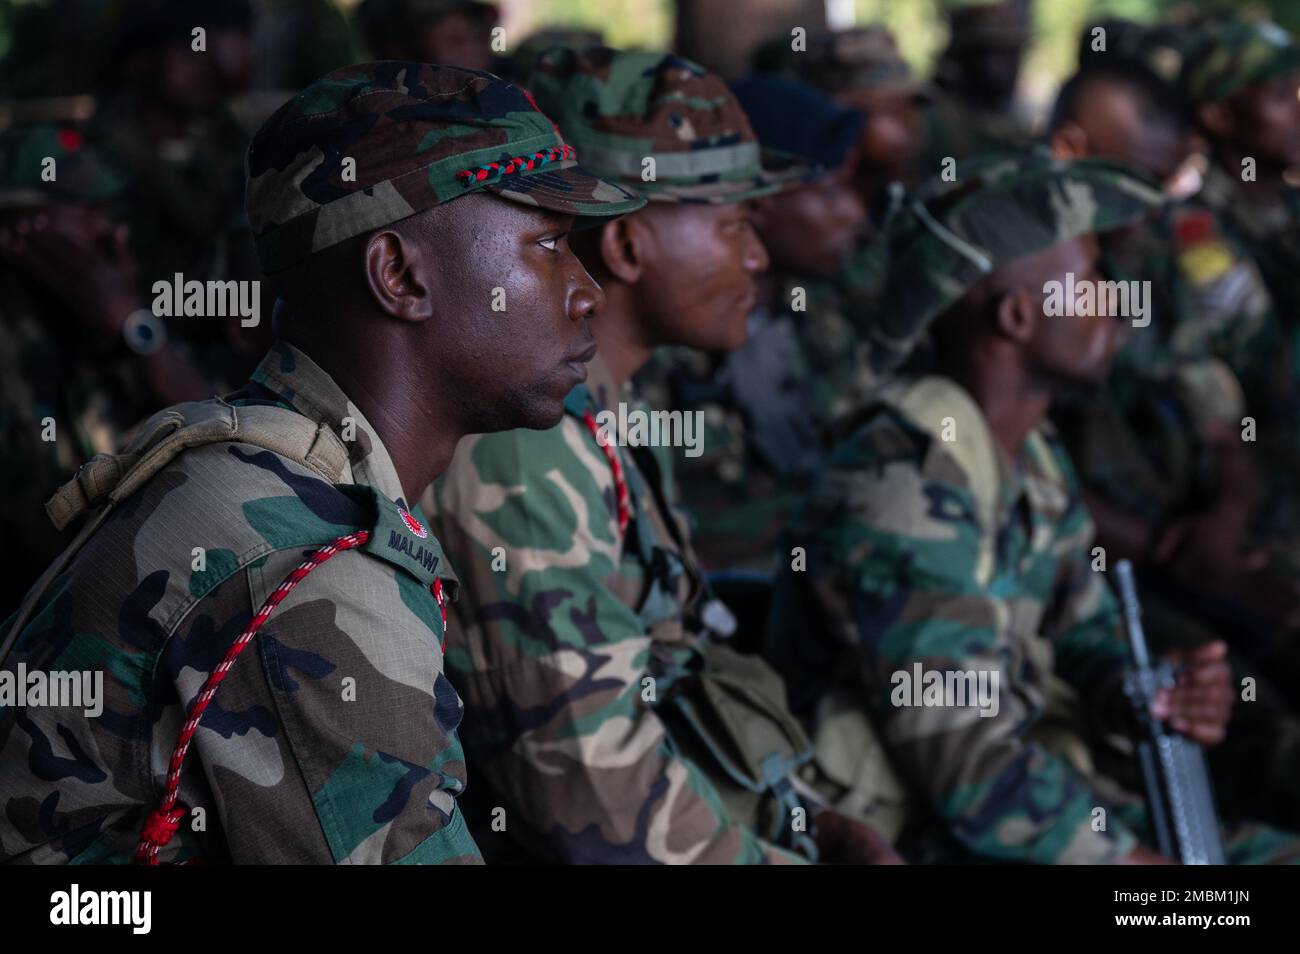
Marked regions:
[583,410,629,535]
[134,530,372,864]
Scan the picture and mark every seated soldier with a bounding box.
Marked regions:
[768,151,1300,864]
[634,76,869,577]
[428,46,898,865]
[0,62,644,864]
[1047,19,1300,830]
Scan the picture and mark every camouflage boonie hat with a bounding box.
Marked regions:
[1184,17,1300,104]
[245,61,645,273]
[0,124,123,210]
[869,148,1163,372]
[784,26,929,99]
[527,46,814,204]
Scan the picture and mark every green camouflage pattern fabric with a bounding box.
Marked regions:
[1184,17,1300,104]
[870,151,1164,374]
[245,61,643,273]
[767,375,1300,864]
[633,275,877,573]
[0,124,123,209]
[0,342,481,865]
[917,91,1036,176]
[427,354,809,864]
[527,47,812,204]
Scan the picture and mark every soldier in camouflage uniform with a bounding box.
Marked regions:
[634,76,868,574]
[0,61,644,864]
[768,151,1300,864]
[429,47,899,865]
[921,1,1035,172]
[754,25,927,405]
[0,124,210,616]
[1045,20,1300,829]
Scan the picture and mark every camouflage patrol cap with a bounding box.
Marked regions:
[527,46,812,204]
[0,124,123,210]
[869,149,1163,372]
[1184,17,1300,104]
[245,61,645,273]
[789,27,928,98]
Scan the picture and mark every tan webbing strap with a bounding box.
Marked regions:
[3,400,350,663]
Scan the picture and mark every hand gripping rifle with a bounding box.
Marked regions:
[1113,559,1226,865]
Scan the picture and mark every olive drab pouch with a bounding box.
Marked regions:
[804,690,912,843]
[655,639,819,860]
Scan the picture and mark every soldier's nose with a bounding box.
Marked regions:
[570,275,604,323]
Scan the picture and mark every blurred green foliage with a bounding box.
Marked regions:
[520,0,672,50]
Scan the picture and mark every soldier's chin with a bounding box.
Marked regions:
[520,395,568,431]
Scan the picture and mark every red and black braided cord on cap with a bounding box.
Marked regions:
[134,530,450,865]
[455,144,575,186]
[582,410,629,535]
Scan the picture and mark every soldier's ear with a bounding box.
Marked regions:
[994,287,1037,344]
[363,226,437,323]
[1197,101,1233,140]
[598,215,644,284]
[1048,122,1088,161]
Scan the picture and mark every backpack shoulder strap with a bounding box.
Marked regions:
[45,399,349,531]
[3,398,350,660]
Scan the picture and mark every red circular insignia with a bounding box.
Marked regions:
[399,506,427,538]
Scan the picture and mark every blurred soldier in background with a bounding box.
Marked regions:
[761,25,927,204]
[0,125,208,612]
[91,0,269,391]
[1187,19,1300,596]
[635,76,867,580]
[922,1,1034,168]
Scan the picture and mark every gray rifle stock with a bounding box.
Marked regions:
[1114,559,1226,865]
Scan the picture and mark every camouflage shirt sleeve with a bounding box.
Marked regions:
[432,421,803,864]
[167,547,479,865]
[802,410,1138,864]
